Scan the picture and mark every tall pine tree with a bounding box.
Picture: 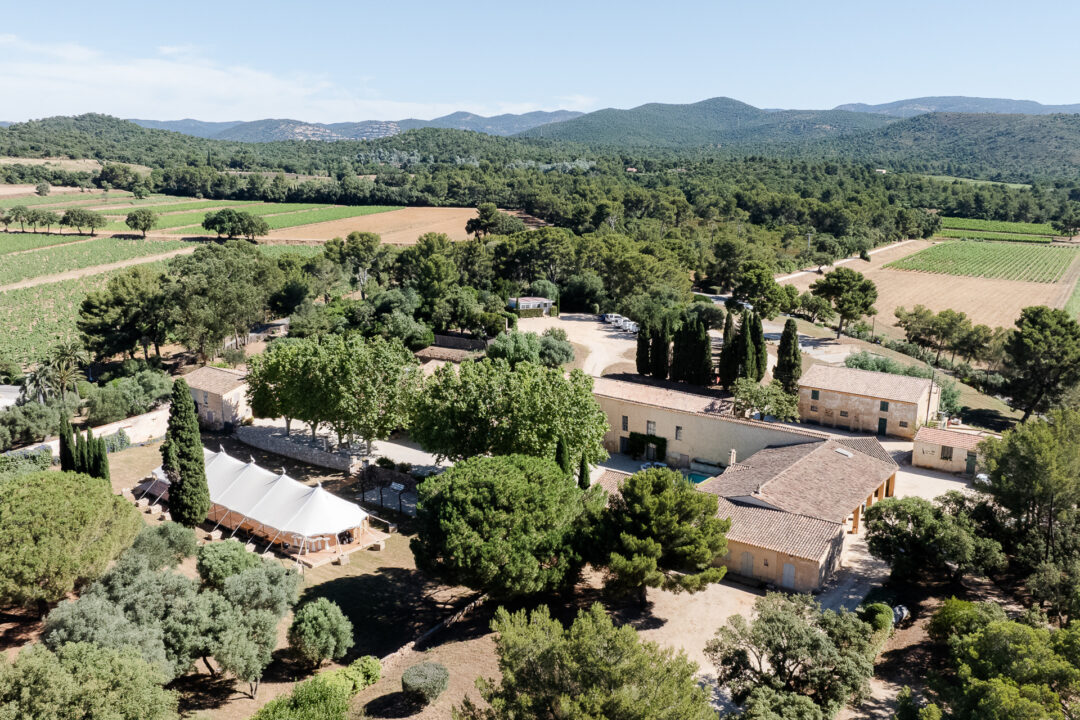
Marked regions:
[775,318,803,394]
[752,313,768,381]
[161,379,209,528]
[636,323,651,376]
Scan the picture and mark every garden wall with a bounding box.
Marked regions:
[235,424,361,473]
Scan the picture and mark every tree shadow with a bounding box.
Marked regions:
[170,672,246,713]
[301,566,475,660]
[364,691,421,718]
[959,407,1018,432]
[0,608,43,653]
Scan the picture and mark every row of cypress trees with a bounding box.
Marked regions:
[635,317,714,386]
[717,311,768,388]
[59,421,110,481]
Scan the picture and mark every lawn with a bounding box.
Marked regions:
[884,241,1077,283]
[0,237,190,287]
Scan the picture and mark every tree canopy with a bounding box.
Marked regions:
[810,267,877,338]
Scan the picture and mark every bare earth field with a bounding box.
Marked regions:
[779,240,1074,336]
[266,207,539,245]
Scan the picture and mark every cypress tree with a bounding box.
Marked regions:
[555,437,571,476]
[578,454,590,490]
[752,313,768,381]
[635,323,651,376]
[94,437,110,482]
[718,319,740,389]
[84,428,95,476]
[161,379,209,528]
[649,322,670,380]
[735,313,757,382]
[59,421,75,472]
[775,318,803,394]
[690,320,714,386]
[73,428,86,474]
[722,312,735,347]
[669,321,688,383]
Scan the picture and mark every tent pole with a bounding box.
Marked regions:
[211,509,231,533]
[262,528,283,554]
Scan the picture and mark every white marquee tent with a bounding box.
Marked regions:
[145,447,380,564]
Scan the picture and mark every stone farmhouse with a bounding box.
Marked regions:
[184,366,252,431]
[913,426,996,475]
[797,364,940,439]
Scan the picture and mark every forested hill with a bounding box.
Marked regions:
[804,112,1080,182]
[130,110,583,142]
[834,96,1080,118]
[516,97,895,146]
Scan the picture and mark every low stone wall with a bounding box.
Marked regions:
[235,425,359,473]
[38,405,171,456]
[433,333,489,351]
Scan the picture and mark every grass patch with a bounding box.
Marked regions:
[940,216,1057,236]
[884,241,1076,283]
[0,237,190,287]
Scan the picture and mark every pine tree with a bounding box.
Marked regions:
[775,318,803,394]
[59,421,75,472]
[752,313,768,381]
[636,323,651,376]
[161,379,209,528]
[578,454,590,490]
[555,437,571,476]
[649,322,670,380]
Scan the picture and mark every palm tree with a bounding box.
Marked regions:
[19,365,53,404]
[50,340,90,369]
[45,358,85,403]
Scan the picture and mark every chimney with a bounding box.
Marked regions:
[728,448,737,466]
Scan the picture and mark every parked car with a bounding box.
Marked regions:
[604,313,623,324]
[639,461,669,471]
[623,321,639,333]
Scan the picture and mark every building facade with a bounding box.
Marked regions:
[798,364,940,439]
[592,377,823,470]
[913,426,995,474]
[184,366,251,430]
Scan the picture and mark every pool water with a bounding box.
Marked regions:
[686,472,713,484]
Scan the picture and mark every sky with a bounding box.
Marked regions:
[2,0,1078,123]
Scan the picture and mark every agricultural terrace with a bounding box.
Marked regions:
[884,241,1075,283]
[779,240,1080,338]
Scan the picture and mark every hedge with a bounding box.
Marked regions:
[515,308,546,319]
[0,446,53,475]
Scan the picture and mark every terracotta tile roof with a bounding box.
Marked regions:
[698,438,896,524]
[837,437,899,467]
[184,366,247,396]
[914,426,996,452]
[799,365,933,404]
[595,469,631,502]
[591,377,827,440]
[717,498,843,562]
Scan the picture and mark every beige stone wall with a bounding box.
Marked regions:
[719,534,842,592]
[913,440,975,474]
[191,384,252,430]
[596,396,817,468]
[798,387,926,439]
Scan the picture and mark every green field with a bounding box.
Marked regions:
[938,228,1052,243]
[0,238,190,287]
[96,199,255,216]
[0,268,160,362]
[0,232,101,255]
[262,205,401,230]
[940,216,1057,236]
[885,241,1077,283]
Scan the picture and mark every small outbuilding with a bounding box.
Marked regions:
[508,296,554,316]
[913,426,996,475]
[184,366,251,430]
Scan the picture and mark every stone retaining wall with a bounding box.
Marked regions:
[235,425,360,473]
[433,333,489,351]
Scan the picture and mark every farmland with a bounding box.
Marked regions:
[940,216,1058,236]
[0,232,97,254]
[265,206,503,244]
[938,228,1052,243]
[0,237,191,288]
[167,203,402,233]
[884,241,1076,283]
[779,240,1080,337]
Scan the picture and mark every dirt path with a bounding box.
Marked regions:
[0,246,195,292]
[1052,251,1080,307]
[775,239,919,283]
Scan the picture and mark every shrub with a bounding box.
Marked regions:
[927,597,1007,643]
[401,661,448,706]
[860,602,894,632]
[251,674,350,720]
[320,656,381,695]
[127,522,197,570]
[221,347,246,367]
[288,597,355,667]
[515,308,545,319]
[102,428,131,454]
[196,539,263,589]
[0,446,53,476]
[375,456,397,470]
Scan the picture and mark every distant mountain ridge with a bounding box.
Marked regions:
[130,110,583,142]
[833,96,1080,118]
[516,97,896,147]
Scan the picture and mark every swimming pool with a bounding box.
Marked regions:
[686,471,713,484]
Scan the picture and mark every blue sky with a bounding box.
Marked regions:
[2,0,1077,122]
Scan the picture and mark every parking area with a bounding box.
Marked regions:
[517,313,638,376]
